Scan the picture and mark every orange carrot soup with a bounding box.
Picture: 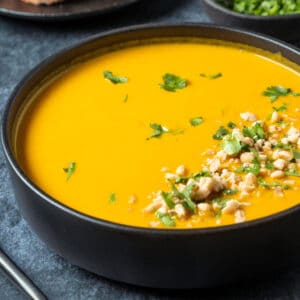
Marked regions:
[15,40,300,228]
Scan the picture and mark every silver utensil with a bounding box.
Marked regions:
[0,247,47,300]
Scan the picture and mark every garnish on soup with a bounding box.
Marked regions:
[103,70,128,84]
[263,85,299,102]
[190,116,204,127]
[145,109,300,227]
[200,72,222,79]
[160,73,188,92]
[63,162,76,181]
[147,123,184,140]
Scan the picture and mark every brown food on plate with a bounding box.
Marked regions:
[21,0,63,5]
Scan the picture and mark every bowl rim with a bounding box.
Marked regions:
[2,22,300,236]
[203,0,300,20]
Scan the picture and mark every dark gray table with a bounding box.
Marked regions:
[0,1,299,299]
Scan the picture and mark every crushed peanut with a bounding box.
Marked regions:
[144,111,300,227]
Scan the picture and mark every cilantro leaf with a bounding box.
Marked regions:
[213,126,229,140]
[182,183,197,213]
[257,178,280,188]
[190,116,204,127]
[212,198,228,218]
[147,123,184,140]
[160,73,188,92]
[161,191,175,209]
[192,171,212,180]
[263,86,299,103]
[293,149,300,160]
[222,189,237,195]
[147,123,168,139]
[175,170,211,184]
[273,142,294,150]
[242,123,265,141]
[227,121,236,129]
[222,135,242,155]
[171,183,196,213]
[63,162,76,181]
[200,72,222,79]
[103,70,128,84]
[266,162,275,170]
[236,154,260,175]
[109,192,117,204]
[285,171,300,177]
[272,102,288,112]
[285,165,300,177]
[156,211,176,227]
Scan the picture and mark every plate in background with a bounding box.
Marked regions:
[0,0,139,21]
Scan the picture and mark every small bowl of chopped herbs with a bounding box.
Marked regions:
[202,0,300,41]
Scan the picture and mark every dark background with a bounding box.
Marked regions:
[0,0,299,299]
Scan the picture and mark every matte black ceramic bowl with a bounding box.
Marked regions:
[202,0,300,41]
[2,24,300,289]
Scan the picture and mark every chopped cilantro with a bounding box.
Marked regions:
[212,198,228,218]
[156,211,176,227]
[161,191,175,209]
[175,170,211,184]
[103,70,128,84]
[218,0,300,16]
[147,123,168,139]
[200,72,222,79]
[160,73,188,92]
[236,154,260,175]
[213,126,229,140]
[171,183,197,213]
[263,86,299,103]
[63,162,76,181]
[192,171,212,180]
[109,192,117,204]
[293,149,300,160]
[182,183,197,213]
[175,176,189,184]
[222,135,242,155]
[285,167,300,177]
[190,116,204,127]
[266,162,275,170]
[272,102,288,112]
[242,123,265,141]
[227,121,236,129]
[257,178,280,188]
[123,94,128,103]
[273,142,294,150]
[222,189,237,195]
[147,123,184,140]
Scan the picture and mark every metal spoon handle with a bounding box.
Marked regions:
[0,247,47,300]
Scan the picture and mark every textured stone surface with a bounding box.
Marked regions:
[0,0,299,299]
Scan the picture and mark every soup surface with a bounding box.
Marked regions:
[16,40,300,228]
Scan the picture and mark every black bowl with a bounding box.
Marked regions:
[2,24,300,289]
[202,0,300,42]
